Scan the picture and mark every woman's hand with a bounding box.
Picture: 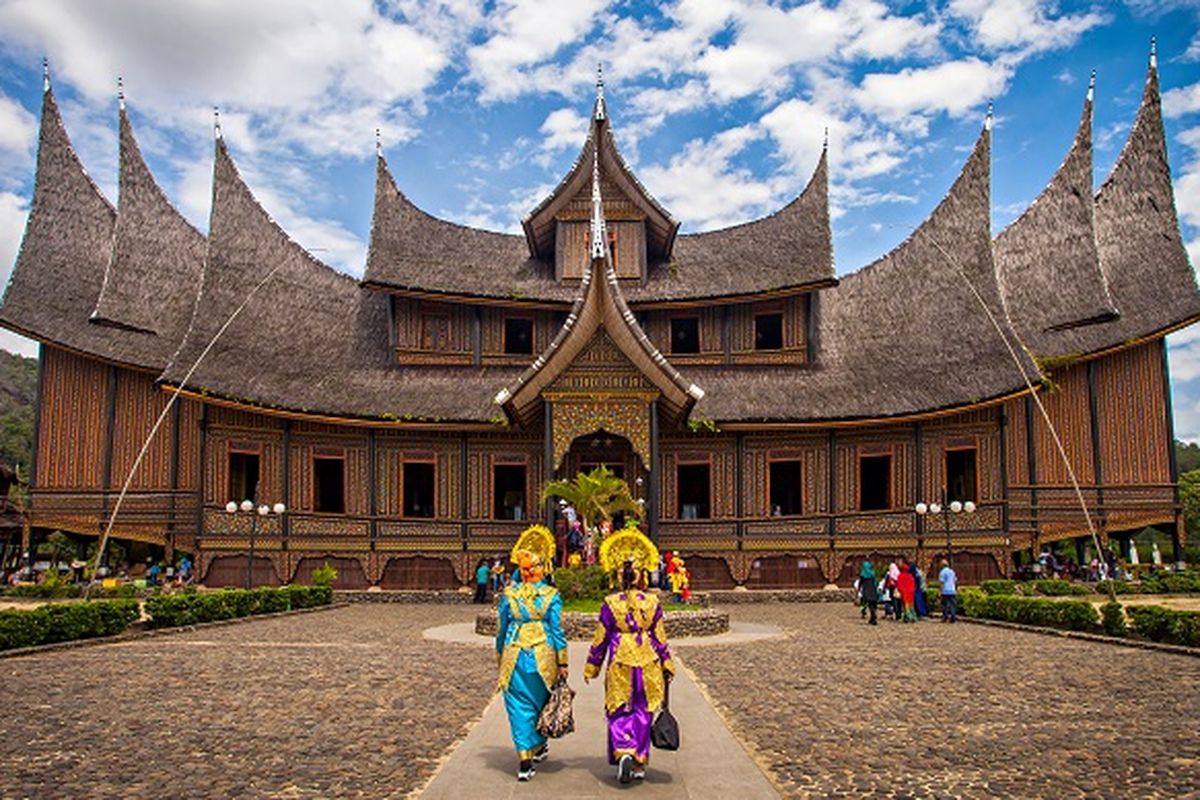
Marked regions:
[583,674,590,684]
[558,666,569,682]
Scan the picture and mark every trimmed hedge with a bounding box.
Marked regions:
[3,582,83,599]
[144,585,332,628]
[1030,579,1091,597]
[0,599,140,651]
[1140,572,1200,594]
[553,566,610,602]
[959,590,1098,632]
[980,579,1018,596]
[1126,605,1200,648]
[1101,601,1127,637]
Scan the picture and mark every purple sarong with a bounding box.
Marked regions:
[607,668,653,764]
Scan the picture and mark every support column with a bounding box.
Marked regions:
[26,344,46,576]
[805,292,817,364]
[166,395,182,559]
[735,431,744,551]
[281,419,291,550]
[827,430,837,580]
[649,401,660,545]
[459,433,469,552]
[100,365,118,531]
[544,404,555,530]
[721,307,731,365]
[914,421,925,545]
[1161,339,1185,567]
[998,404,1012,575]
[1086,360,1107,534]
[195,403,208,563]
[472,306,483,367]
[367,428,377,550]
[1025,394,1039,553]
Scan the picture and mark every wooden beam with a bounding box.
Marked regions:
[1161,338,1184,565]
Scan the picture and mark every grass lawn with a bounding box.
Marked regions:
[561,598,703,614]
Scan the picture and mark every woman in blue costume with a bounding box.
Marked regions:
[496,529,568,782]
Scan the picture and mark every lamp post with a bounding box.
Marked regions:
[914,493,975,565]
[225,499,286,589]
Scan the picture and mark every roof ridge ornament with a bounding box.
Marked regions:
[1150,35,1157,70]
[590,150,606,259]
[375,127,382,158]
[1087,69,1095,103]
[823,126,829,151]
[594,63,606,122]
[42,57,49,93]
[213,106,222,140]
[117,76,125,111]
[984,100,993,132]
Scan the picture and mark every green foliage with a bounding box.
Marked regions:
[924,587,941,612]
[960,591,1098,632]
[1030,579,1091,596]
[979,579,1018,596]
[1126,605,1200,647]
[1140,571,1200,594]
[3,581,82,598]
[1176,440,1200,475]
[686,417,720,434]
[0,350,37,473]
[144,585,332,628]
[1179,468,1200,542]
[1103,580,1142,595]
[36,531,76,567]
[539,466,641,533]
[0,599,139,651]
[553,566,610,602]
[1101,601,1127,637]
[310,561,338,587]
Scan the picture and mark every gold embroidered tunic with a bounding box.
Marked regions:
[495,580,569,692]
[584,591,675,713]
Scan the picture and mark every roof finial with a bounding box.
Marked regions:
[594,62,606,122]
[984,100,993,132]
[822,126,829,150]
[1087,69,1095,103]
[213,106,222,140]
[375,127,382,158]
[1150,35,1157,70]
[117,76,125,111]
[42,58,49,93]
[590,149,606,259]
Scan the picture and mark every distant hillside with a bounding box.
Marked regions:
[0,350,37,474]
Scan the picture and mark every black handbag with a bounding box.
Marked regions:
[650,679,680,751]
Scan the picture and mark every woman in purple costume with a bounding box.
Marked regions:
[584,559,675,784]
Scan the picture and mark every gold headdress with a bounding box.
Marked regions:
[599,526,659,575]
[510,524,556,571]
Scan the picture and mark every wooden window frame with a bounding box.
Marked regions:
[490,455,529,521]
[675,456,713,520]
[766,455,804,517]
[856,448,893,512]
[311,449,346,515]
[502,315,536,356]
[400,454,438,519]
[419,312,450,351]
[226,441,263,506]
[754,309,785,351]
[669,314,702,355]
[944,444,980,504]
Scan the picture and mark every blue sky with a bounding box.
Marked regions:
[0,1,1199,432]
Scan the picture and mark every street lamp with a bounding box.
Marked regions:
[225,499,286,588]
[915,494,976,565]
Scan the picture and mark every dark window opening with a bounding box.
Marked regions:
[677,463,711,519]
[403,462,435,518]
[228,452,260,505]
[670,317,700,354]
[769,460,803,516]
[314,457,345,514]
[859,455,891,511]
[946,449,978,503]
[755,313,784,350]
[420,314,449,350]
[493,464,527,520]
[504,318,534,355]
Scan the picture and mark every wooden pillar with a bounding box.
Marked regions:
[998,404,1011,576]
[459,433,469,551]
[735,431,744,551]
[195,403,208,562]
[1161,339,1185,566]
[166,395,182,559]
[281,419,291,549]
[1086,360,1107,534]
[1025,394,1039,553]
[544,404,554,530]
[25,344,46,574]
[472,306,482,367]
[914,421,925,545]
[805,292,817,364]
[721,306,731,365]
[367,428,377,550]
[649,401,660,545]
[827,429,837,550]
[99,365,118,531]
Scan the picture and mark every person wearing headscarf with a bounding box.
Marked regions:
[896,562,917,623]
[586,530,675,784]
[856,560,879,624]
[496,533,568,782]
[912,560,929,618]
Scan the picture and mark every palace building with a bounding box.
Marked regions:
[3,54,1197,589]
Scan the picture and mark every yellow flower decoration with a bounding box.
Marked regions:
[599,527,659,575]
[511,523,556,570]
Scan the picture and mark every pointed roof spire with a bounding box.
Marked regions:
[375,127,382,158]
[1150,35,1157,70]
[590,150,606,259]
[117,76,125,111]
[985,100,994,131]
[822,126,829,151]
[1087,69,1095,103]
[594,62,606,122]
[213,106,222,140]
[42,57,49,93]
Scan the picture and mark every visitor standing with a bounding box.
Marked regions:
[474,559,490,603]
[857,560,878,624]
[497,540,568,782]
[896,562,917,623]
[585,532,674,785]
[912,560,929,618]
[938,559,958,623]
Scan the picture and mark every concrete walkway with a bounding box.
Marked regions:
[417,632,782,799]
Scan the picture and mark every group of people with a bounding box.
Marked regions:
[853,558,958,624]
[495,524,673,785]
[473,557,511,603]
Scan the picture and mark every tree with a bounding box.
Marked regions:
[1176,440,1200,475]
[36,530,76,569]
[1179,468,1200,542]
[539,466,641,536]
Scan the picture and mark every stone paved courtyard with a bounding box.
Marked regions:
[1,602,1198,799]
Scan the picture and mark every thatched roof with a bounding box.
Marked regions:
[994,86,1117,341]
[0,85,160,369]
[90,107,206,358]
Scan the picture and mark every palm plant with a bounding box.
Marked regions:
[539,466,641,536]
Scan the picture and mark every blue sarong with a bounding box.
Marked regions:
[504,651,550,758]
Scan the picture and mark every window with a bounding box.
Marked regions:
[769,460,802,516]
[670,317,700,354]
[228,451,260,505]
[946,448,978,503]
[859,454,892,511]
[313,456,345,514]
[403,462,435,518]
[755,312,784,350]
[504,317,534,355]
[420,314,449,350]
[493,464,526,520]
[677,463,711,519]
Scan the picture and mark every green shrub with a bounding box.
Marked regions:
[145,586,332,628]
[0,599,139,651]
[1031,579,1091,596]
[1104,580,1141,595]
[924,587,941,612]
[553,566,610,601]
[3,581,83,599]
[283,585,332,609]
[1101,601,1127,637]
[310,562,338,588]
[1140,571,1200,594]
[960,592,1097,632]
[980,579,1018,596]
[1127,605,1200,647]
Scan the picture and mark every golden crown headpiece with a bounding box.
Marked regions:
[511,524,555,571]
[599,526,659,575]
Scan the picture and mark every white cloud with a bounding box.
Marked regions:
[949,0,1108,57]
[538,107,589,155]
[0,94,36,156]
[854,59,1011,122]
[1164,83,1200,119]
[0,191,30,293]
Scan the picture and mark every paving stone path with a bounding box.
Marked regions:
[681,604,1200,800]
[1,602,1197,799]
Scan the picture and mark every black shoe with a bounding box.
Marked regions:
[518,760,535,781]
[533,744,549,763]
[617,754,634,784]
